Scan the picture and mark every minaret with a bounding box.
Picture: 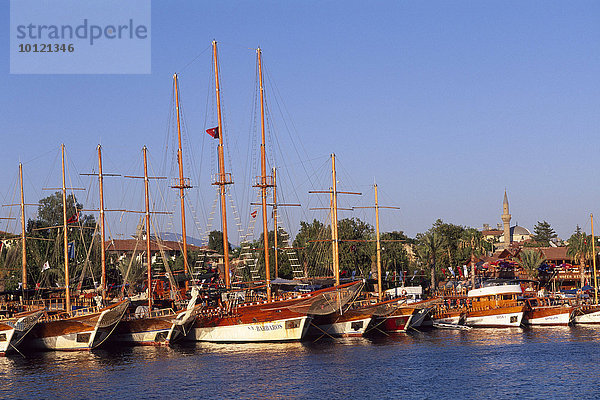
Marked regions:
[501,190,512,246]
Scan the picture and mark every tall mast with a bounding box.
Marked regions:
[173,73,190,291]
[592,213,598,305]
[212,40,232,289]
[272,167,278,279]
[331,154,340,286]
[329,189,336,282]
[61,144,71,312]
[354,184,399,298]
[143,146,152,312]
[97,145,107,300]
[374,184,383,301]
[257,48,272,300]
[19,163,27,290]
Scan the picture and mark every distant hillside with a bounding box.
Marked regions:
[158,232,206,247]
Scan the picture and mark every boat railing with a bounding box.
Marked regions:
[70,305,102,317]
[45,305,103,320]
[124,307,175,320]
[149,308,175,318]
[26,297,66,311]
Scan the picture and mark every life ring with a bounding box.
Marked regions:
[401,289,407,296]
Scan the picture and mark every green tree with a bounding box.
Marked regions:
[207,230,232,255]
[24,192,97,289]
[567,227,592,287]
[431,219,466,271]
[459,228,489,288]
[380,231,410,283]
[519,249,546,280]
[293,219,331,278]
[416,231,443,291]
[35,192,82,229]
[337,218,374,278]
[116,256,146,294]
[532,221,557,246]
[249,228,293,280]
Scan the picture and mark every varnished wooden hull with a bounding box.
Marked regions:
[524,306,573,326]
[111,307,197,346]
[112,316,176,346]
[25,300,129,351]
[190,313,311,342]
[465,305,524,328]
[188,281,362,343]
[189,297,313,342]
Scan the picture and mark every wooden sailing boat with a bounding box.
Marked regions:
[307,154,375,338]
[316,182,431,336]
[572,214,600,324]
[0,163,45,355]
[523,296,574,326]
[187,42,362,342]
[358,183,425,334]
[25,144,129,351]
[463,283,525,327]
[110,144,198,346]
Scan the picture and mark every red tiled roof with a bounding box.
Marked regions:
[536,246,569,261]
[482,229,503,237]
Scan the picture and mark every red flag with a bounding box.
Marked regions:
[67,212,79,224]
[251,210,257,218]
[206,126,219,139]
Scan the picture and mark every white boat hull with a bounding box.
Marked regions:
[111,307,197,346]
[27,300,129,351]
[574,310,600,324]
[315,317,372,337]
[524,313,572,326]
[433,315,462,325]
[0,310,44,355]
[111,327,172,346]
[465,311,523,328]
[408,308,432,329]
[0,329,18,355]
[189,316,311,342]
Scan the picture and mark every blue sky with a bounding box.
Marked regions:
[1,1,600,243]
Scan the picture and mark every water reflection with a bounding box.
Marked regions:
[3,327,600,399]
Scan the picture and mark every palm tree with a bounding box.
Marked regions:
[459,228,487,289]
[519,249,546,281]
[567,230,592,287]
[116,257,145,295]
[416,231,443,291]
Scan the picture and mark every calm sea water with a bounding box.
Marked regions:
[2,327,600,399]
